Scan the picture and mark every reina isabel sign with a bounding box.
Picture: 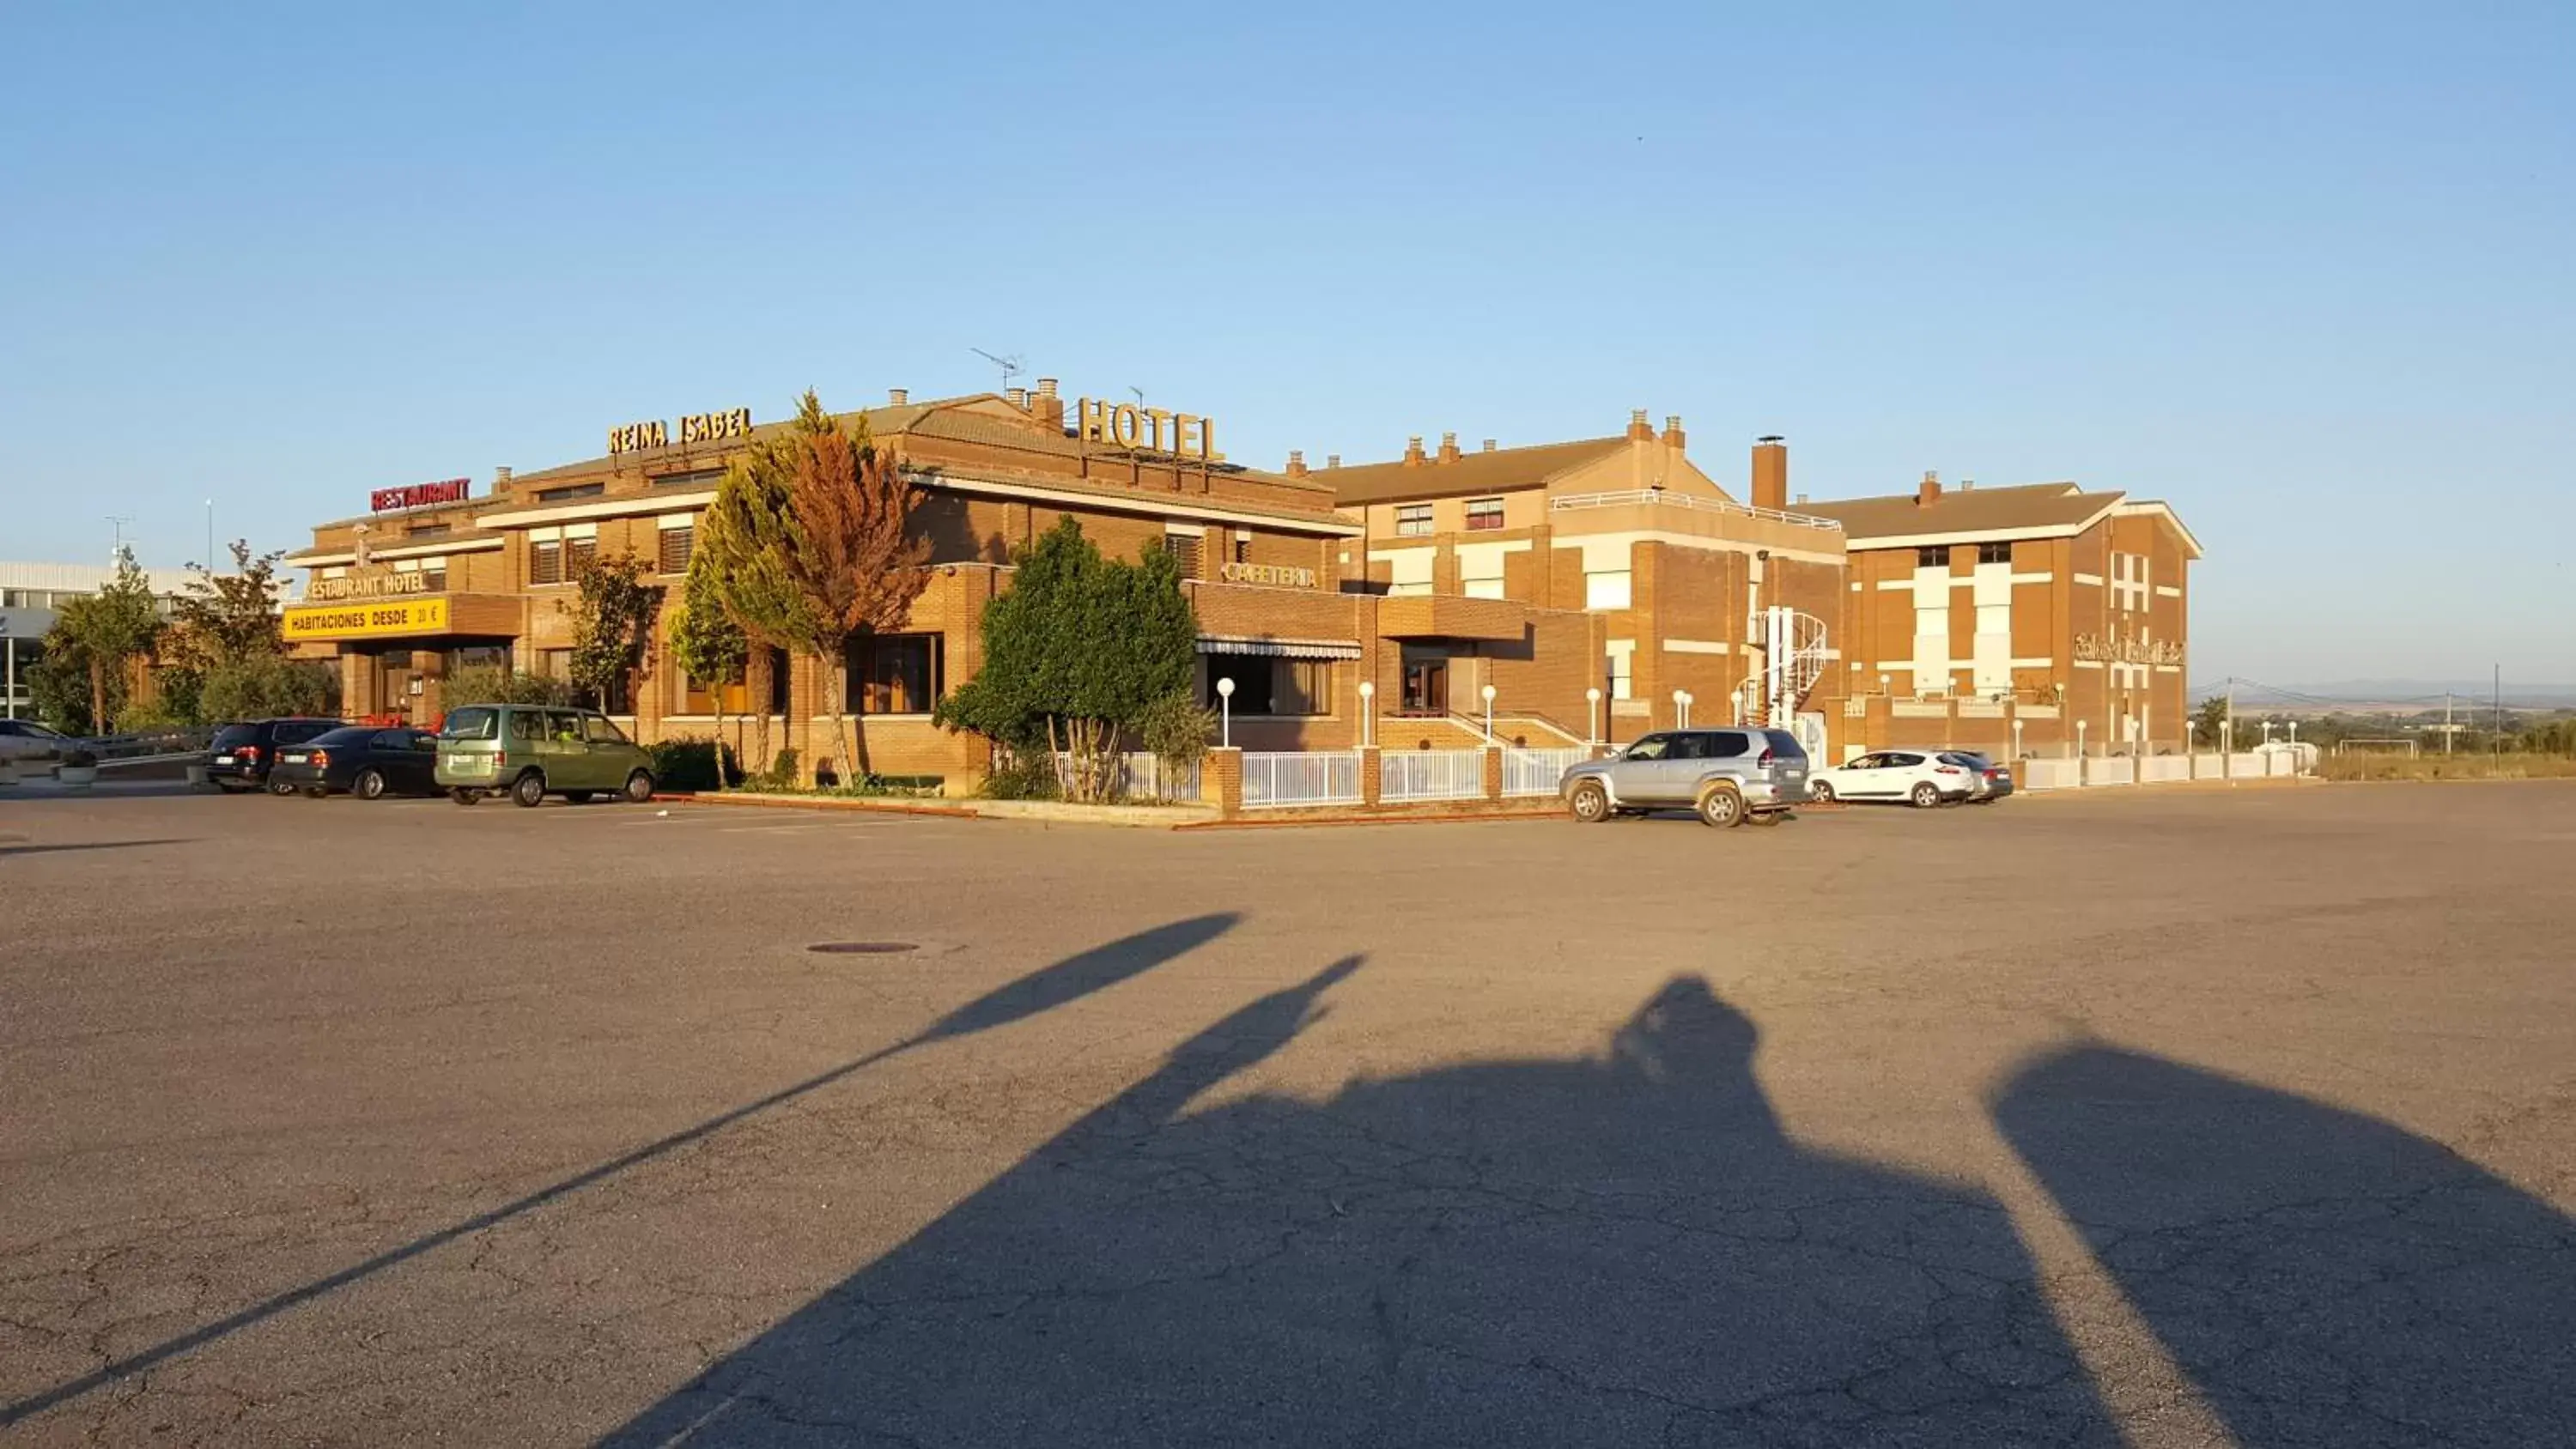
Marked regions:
[609,407,752,455]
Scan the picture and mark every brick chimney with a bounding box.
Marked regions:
[1005,386,1027,410]
[1917,470,1942,506]
[1437,431,1461,464]
[1326,453,1340,469]
[1285,450,1308,477]
[1480,439,1497,452]
[1661,415,1686,450]
[888,387,908,405]
[1031,377,1065,430]
[1402,435,1426,467]
[1751,435,1787,512]
[494,465,513,488]
[1626,409,1655,441]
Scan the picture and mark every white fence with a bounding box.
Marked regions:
[2019,749,2312,791]
[2139,755,2191,784]
[1242,750,1364,809]
[1504,747,1589,797]
[1382,749,1486,802]
[1055,751,1201,802]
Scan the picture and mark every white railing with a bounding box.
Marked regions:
[1549,489,1841,532]
[2138,755,2192,784]
[1057,751,1202,802]
[1504,747,1589,797]
[1382,749,1486,802]
[2020,758,2082,791]
[1242,750,1364,809]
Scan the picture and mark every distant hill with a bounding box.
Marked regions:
[2190,679,2576,712]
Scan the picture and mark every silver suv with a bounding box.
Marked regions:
[1560,728,1810,828]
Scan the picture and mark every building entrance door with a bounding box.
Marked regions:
[374,649,423,724]
[1402,658,1449,715]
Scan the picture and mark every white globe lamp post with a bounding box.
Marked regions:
[1216,676,1235,749]
[1357,679,1375,748]
[1480,682,1497,742]
[1586,686,1601,745]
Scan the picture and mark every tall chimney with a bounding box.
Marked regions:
[1402,435,1426,467]
[1031,377,1064,430]
[1005,386,1027,409]
[888,387,908,404]
[1285,450,1308,477]
[1326,453,1340,469]
[1480,439,1497,453]
[1437,431,1461,464]
[1661,415,1686,450]
[1917,470,1942,506]
[1626,408,1654,441]
[1750,435,1787,512]
[494,465,513,488]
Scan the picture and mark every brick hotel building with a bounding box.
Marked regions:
[286,383,2197,788]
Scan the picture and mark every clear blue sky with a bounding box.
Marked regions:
[3,2,2567,686]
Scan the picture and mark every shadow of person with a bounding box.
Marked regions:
[609,977,2113,1447]
[1994,1045,2576,1447]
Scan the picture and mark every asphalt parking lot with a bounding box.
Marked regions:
[3,782,2572,1447]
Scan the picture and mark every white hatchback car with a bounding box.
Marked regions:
[0,718,71,768]
[1808,749,1976,808]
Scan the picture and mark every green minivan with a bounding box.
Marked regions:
[437,704,657,807]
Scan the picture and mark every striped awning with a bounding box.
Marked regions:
[1196,634,1363,660]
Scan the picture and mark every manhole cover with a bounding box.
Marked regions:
[806,942,919,955]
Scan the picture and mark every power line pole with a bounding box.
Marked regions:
[2444,690,2453,755]
[2494,664,2503,760]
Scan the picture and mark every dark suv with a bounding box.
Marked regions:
[1559,727,1810,828]
[206,717,348,794]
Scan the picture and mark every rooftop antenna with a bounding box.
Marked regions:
[969,347,1024,395]
[1128,385,1145,411]
[106,515,134,564]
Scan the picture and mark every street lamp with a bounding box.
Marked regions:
[1216,676,1234,749]
[2012,718,2026,761]
[1586,686,1601,745]
[1357,679,1375,748]
[1481,682,1497,741]
[1673,688,1687,729]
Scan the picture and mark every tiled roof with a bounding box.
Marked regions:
[1801,482,2123,543]
[1316,438,1629,506]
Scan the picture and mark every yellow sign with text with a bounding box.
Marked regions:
[284,597,452,641]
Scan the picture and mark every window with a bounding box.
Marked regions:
[1625,735,1672,761]
[370,729,413,751]
[677,659,749,716]
[506,710,542,743]
[583,714,629,745]
[1458,545,1507,600]
[1606,641,1634,700]
[448,646,507,676]
[529,533,563,585]
[1763,729,1806,760]
[1708,731,1753,757]
[419,558,447,591]
[442,709,499,741]
[652,467,726,489]
[1917,546,1947,569]
[536,482,605,502]
[407,523,451,539]
[767,646,792,714]
[1163,531,1203,579]
[1465,497,1505,531]
[1233,532,1250,565]
[1200,656,1334,716]
[544,710,585,743]
[658,521,695,574]
[1584,570,1632,609]
[1978,541,2012,566]
[1394,504,1434,537]
[378,651,414,670]
[568,525,597,575]
[845,634,942,714]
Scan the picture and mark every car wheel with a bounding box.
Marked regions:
[1697,782,1746,829]
[267,778,296,797]
[355,768,387,801]
[1568,780,1610,823]
[1911,781,1941,809]
[1809,780,1837,804]
[450,788,483,806]
[623,769,656,804]
[511,771,548,809]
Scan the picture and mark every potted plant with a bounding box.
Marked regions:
[57,749,99,790]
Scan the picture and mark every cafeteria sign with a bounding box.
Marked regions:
[283,598,452,641]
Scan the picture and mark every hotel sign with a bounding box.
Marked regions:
[1219,561,1315,588]
[1077,397,1215,460]
[284,597,451,641]
[307,570,429,602]
[609,406,752,455]
[371,478,469,512]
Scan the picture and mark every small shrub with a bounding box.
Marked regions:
[981,751,1062,800]
[756,746,801,791]
[647,737,744,791]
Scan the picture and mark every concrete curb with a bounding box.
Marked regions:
[1176,809,1564,832]
[659,791,981,820]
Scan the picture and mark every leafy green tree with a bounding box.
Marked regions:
[699,404,823,778]
[565,551,662,712]
[440,666,569,709]
[936,518,1197,802]
[2190,694,2230,749]
[774,391,928,784]
[51,553,164,733]
[667,557,750,790]
[27,636,105,734]
[199,652,335,721]
[173,540,289,669]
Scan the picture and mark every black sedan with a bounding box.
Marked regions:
[269,725,443,799]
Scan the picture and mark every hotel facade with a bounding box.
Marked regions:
[285,384,2198,788]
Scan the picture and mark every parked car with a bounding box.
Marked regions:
[1807,750,1976,808]
[1561,728,1809,828]
[437,704,657,807]
[269,725,444,799]
[206,718,349,794]
[0,718,71,769]
[1940,750,2014,803]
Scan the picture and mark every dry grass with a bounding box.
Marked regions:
[2315,751,2576,783]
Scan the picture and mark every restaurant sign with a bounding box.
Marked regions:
[609,406,752,455]
[284,598,452,641]
[307,569,429,602]
[371,478,469,512]
[1076,397,1216,460]
[1218,561,1315,588]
